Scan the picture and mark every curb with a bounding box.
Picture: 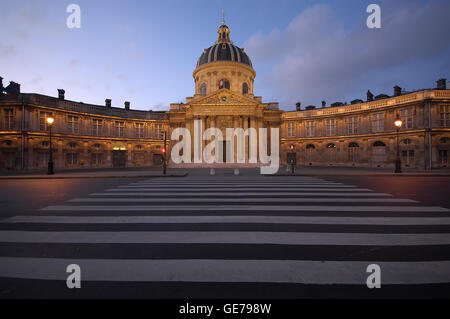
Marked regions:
[271,174,450,177]
[0,172,189,180]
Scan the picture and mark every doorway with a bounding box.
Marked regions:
[113,150,126,168]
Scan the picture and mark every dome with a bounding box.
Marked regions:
[196,24,253,69]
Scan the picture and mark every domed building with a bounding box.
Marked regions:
[0,21,449,171]
[194,23,255,97]
[167,21,283,165]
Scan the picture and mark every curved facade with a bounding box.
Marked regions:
[1,23,449,171]
[0,90,168,170]
[281,90,450,169]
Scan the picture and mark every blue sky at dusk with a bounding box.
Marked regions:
[1,0,449,111]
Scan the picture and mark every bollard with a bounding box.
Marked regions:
[210,168,216,176]
[234,168,240,176]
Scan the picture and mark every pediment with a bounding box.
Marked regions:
[189,89,259,106]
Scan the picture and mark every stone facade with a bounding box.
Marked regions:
[0,92,168,170]
[1,23,449,171]
[280,91,450,169]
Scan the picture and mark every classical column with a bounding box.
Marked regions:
[186,118,193,162]
[243,116,249,162]
[210,116,216,163]
[233,116,239,163]
[257,117,263,162]
[201,116,206,160]
[250,116,256,162]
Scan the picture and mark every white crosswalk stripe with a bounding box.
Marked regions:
[1,175,450,292]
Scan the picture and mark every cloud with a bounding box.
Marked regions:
[245,1,450,109]
[0,44,16,58]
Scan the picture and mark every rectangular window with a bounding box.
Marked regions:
[439,150,448,166]
[326,119,335,136]
[372,113,384,132]
[66,153,78,166]
[38,152,49,167]
[348,116,358,135]
[115,121,125,137]
[4,109,14,130]
[402,150,415,166]
[440,105,450,127]
[154,124,163,139]
[39,112,53,131]
[348,147,360,162]
[91,153,103,166]
[68,116,79,134]
[306,121,314,137]
[287,122,295,137]
[93,119,102,136]
[400,108,413,129]
[135,123,144,138]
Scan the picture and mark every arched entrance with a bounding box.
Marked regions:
[112,144,127,168]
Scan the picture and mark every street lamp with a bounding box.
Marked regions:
[394,114,403,173]
[161,131,167,175]
[47,116,55,175]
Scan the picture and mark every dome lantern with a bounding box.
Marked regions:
[217,23,231,44]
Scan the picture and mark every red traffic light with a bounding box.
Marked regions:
[162,148,166,154]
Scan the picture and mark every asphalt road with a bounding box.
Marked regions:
[0,172,449,299]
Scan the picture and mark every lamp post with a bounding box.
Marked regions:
[394,114,403,173]
[47,116,55,175]
[162,131,167,175]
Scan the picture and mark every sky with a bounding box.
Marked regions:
[1,0,449,111]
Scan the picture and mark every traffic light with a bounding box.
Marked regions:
[162,148,166,154]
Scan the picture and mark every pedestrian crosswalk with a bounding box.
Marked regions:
[1,175,450,297]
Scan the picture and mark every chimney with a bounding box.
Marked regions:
[295,102,301,111]
[58,89,65,100]
[124,101,130,110]
[367,90,374,102]
[105,99,112,108]
[4,81,20,95]
[437,78,447,90]
[322,101,326,108]
[394,86,402,97]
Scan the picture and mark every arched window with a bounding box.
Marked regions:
[242,83,249,95]
[218,79,230,90]
[373,141,386,147]
[306,144,315,164]
[200,83,207,95]
[348,142,360,162]
[402,139,412,145]
[2,140,13,146]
